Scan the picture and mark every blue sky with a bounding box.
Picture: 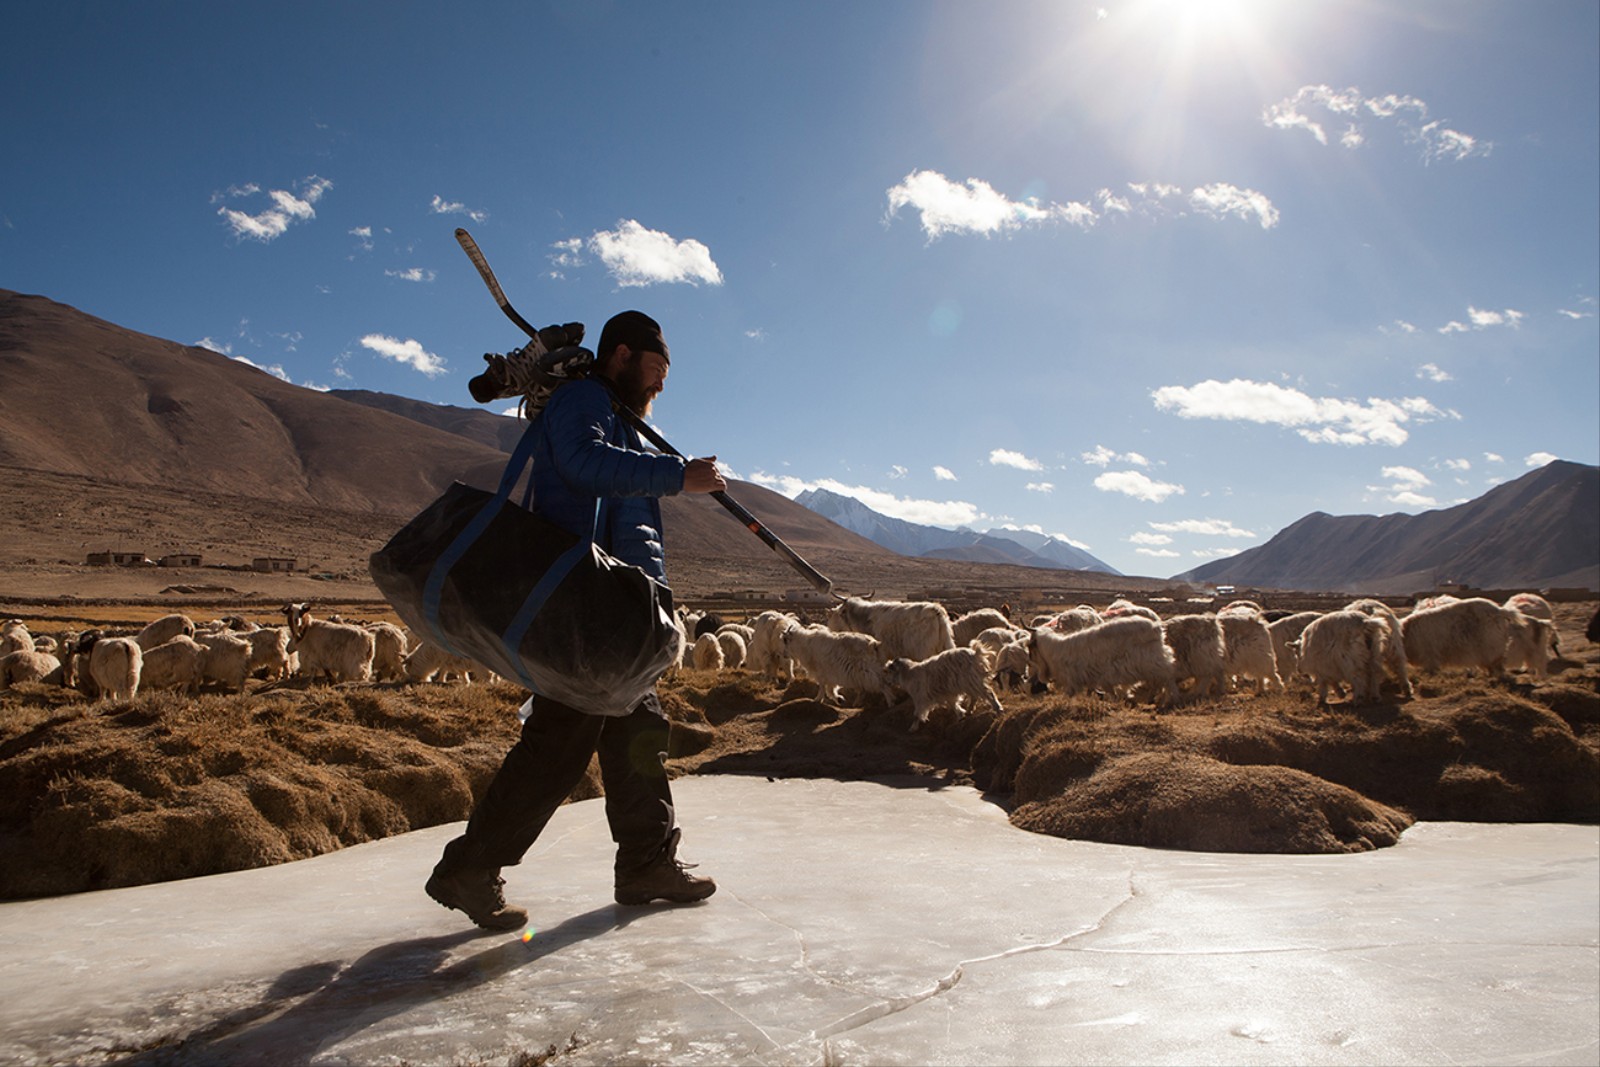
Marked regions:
[4,0,1596,578]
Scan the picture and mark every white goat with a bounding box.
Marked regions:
[883,646,1003,728]
[1345,599,1414,698]
[715,629,748,669]
[241,626,293,680]
[826,596,955,662]
[283,602,374,684]
[1160,613,1229,702]
[366,621,410,682]
[1268,611,1322,681]
[74,633,142,700]
[138,635,208,694]
[1504,612,1558,678]
[1219,612,1282,694]
[780,625,890,706]
[992,640,1031,691]
[135,613,195,651]
[403,642,479,683]
[1047,605,1104,634]
[951,608,1013,647]
[1101,599,1160,622]
[1296,610,1390,706]
[1,620,35,656]
[0,650,63,688]
[1400,597,1525,679]
[745,611,801,680]
[195,631,252,692]
[691,632,725,671]
[1027,617,1178,705]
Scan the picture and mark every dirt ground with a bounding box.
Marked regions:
[2,597,1595,901]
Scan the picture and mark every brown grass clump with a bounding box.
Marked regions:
[1011,752,1413,854]
[0,680,580,899]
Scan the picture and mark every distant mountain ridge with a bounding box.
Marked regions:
[1175,459,1599,594]
[794,488,1121,575]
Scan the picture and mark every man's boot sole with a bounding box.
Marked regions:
[614,885,717,906]
[426,874,528,931]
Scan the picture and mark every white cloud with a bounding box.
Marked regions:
[748,472,982,527]
[1525,452,1558,467]
[1187,183,1279,229]
[888,465,908,480]
[1382,320,1419,336]
[1151,378,1457,447]
[989,448,1044,471]
[1416,363,1451,382]
[1439,305,1523,334]
[933,466,957,481]
[1467,306,1524,329]
[195,336,231,355]
[385,267,436,283]
[884,170,1096,239]
[349,226,373,252]
[1094,470,1184,503]
[1484,452,1504,464]
[1148,518,1256,538]
[1136,547,1181,558]
[1417,121,1491,163]
[359,334,447,377]
[1369,465,1437,507]
[227,354,291,382]
[1442,458,1471,472]
[587,219,723,287]
[1081,445,1149,468]
[429,195,487,224]
[1129,532,1172,546]
[1081,445,1116,467]
[1191,547,1242,559]
[1380,465,1431,492]
[547,238,585,277]
[1025,482,1054,493]
[1263,85,1490,163]
[216,176,332,242]
[884,170,1279,240]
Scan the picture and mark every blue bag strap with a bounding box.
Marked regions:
[419,421,543,656]
[498,498,604,692]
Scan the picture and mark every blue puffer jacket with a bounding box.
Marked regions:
[527,377,685,585]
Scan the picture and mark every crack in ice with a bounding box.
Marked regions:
[783,871,1145,1049]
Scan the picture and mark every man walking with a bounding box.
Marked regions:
[427,310,725,931]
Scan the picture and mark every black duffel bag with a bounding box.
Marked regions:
[369,423,680,716]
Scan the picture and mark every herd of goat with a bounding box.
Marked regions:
[679,592,1569,726]
[0,592,1582,726]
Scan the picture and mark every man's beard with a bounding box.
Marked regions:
[615,358,658,417]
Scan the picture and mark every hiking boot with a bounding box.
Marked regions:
[426,865,529,931]
[614,828,717,906]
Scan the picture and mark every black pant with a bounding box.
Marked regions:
[439,690,676,877]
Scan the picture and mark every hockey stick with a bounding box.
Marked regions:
[453,228,836,596]
[455,228,543,344]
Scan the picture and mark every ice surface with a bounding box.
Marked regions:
[0,776,1595,1066]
